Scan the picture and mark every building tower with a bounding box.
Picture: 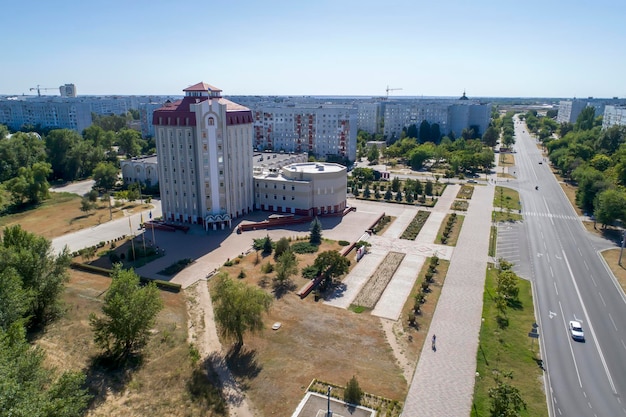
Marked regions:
[152,82,254,230]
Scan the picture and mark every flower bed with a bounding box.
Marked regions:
[451,200,469,211]
[456,185,474,199]
[352,252,405,309]
[400,211,431,240]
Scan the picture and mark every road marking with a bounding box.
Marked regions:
[554,281,559,295]
[544,241,547,250]
[549,310,557,319]
[550,265,554,277]
[590,274,597,287]
[562,250,617,394]
[609,314,618,331]
[584,260,589,271]
[599,292,606,307]
[621,340,626,352]
[559,301,583,388]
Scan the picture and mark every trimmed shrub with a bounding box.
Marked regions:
[291,241,319,254]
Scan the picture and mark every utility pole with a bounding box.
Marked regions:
[326,386,332,417]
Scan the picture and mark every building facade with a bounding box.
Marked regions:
[120,155,159,187]
[153,82,254,230]
[0,97,92,132]
[250,104,357,162]
[253,162,347,216]
[602,105,626,130]
[557,98,626,124]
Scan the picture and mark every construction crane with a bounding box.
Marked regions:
[386,85,403,99]
[29,85,57,97]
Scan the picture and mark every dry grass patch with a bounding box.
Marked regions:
[600,249,626,293]
[452,200,469,211]
[456,185,474,199]
[36,269,226,417]
[499,153,515,165]
[211,240,407,417]
[0,192,153,240]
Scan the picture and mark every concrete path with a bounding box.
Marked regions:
[400,183,495,417]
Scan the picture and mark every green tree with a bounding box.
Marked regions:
[367,145,379,163]
[0,322,91,417]
[482,126,499,147]
[351,167,375,182]
[594,189,626,227]
[344,375,364,405]
[80,197,95,215]
[313,250,350,283]
[117,129,146,157]
[430,123,441,144]
[408,145,432,170]
[310,216,322,245]
[212,273,272,348]
[497,269,520,305]
[575,106,596,131]
[262,234,273,255]
[89,265,163,359]
[488,372,527,417]
[419,120,431,143]
[274,237,290,260]
[82,125,115,149]
[384,188,392,201]
[0,131,47,183]
[425,180,434,196]
[93,161,119,191]
[395,189,404,202]
[0,225,71,326]
[0,267,30,330]
[5,162,52,205]
[406,124,418,139]
[391,176,401,192]
[363,184,371,198]
[274,250,298,290]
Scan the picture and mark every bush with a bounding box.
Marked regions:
[291,241,319,254]
[223,260,234,267]
[338,240,350,246]
[302,265,320,279]
[261,262,274,273]
[237,270,246,279]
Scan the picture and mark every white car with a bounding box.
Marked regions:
[569,320,585,341]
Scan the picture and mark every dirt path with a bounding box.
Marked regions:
[186,281,256,417]
[380,318,417,384]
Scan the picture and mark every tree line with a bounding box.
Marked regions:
[0,114,153,211]
[530,107,626,227]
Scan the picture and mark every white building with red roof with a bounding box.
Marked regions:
[152,82,254,230]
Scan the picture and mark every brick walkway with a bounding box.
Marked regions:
[400,183,495,416]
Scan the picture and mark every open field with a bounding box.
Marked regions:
[472,267,548,417]
[213,242,408,417]
[0,192,152,240]
[35,269,226,416]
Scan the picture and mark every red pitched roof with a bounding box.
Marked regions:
[183,82,222,93]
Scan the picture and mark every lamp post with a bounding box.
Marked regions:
[326,386,332,417]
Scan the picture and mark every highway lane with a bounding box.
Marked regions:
[507,118,626,416]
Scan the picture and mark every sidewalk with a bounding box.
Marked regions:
[400,183,495,416]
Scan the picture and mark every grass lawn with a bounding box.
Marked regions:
[212,240,408,417]
[436,214,464,246]
[0,192,153,240]
[471,267,548,417]
[494,186,521,212]
[35,269,225,416]
[493,210,523,223]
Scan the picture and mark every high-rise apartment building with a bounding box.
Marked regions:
[0,97,92,132]
[557,98,626,124]
[152,82,254,230]
[250,104,357,162]
[602,105,626,130]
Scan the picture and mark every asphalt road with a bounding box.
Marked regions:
[508,118,626,417]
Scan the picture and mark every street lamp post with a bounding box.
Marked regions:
[326,386,332,417]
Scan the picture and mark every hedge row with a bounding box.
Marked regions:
[70,262,182,293]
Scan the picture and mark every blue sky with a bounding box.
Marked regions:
[3,0,625,98]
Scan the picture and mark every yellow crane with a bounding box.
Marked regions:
[386,85,403,98]
[30,85,57,96]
